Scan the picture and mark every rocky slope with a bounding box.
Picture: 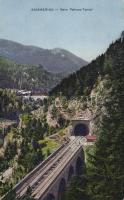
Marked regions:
[50,32,124,134]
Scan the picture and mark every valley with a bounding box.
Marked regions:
[0,32,124,200]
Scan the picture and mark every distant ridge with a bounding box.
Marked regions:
[50,33,124,97]
[0,39,88,74]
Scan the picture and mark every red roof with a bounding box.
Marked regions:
[85,135,96,142]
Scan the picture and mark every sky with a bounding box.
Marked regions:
[0,0,124,61]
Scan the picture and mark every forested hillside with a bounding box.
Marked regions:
[0,89,68,198]
[50,33,124,200]
[1,33,124,200]
[50,35,124,98]
[0,56,62,92]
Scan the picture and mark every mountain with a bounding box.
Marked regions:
[0,39,88,74]
[57,33,124,200]
[50,33,124,98]
[0,56,63,92]
[0,33,124,200]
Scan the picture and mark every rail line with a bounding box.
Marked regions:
[34,139,82,199]
[15,137,81,198]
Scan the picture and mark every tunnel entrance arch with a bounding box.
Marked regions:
[58,178,66,200]
[68,165,74,181]
[74,123,88,136]
[76,157,83,175]
[71,118,90,136]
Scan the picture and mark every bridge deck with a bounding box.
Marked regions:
[14,137,83,199]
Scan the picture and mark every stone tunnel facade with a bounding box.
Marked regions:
[71,119,90,136]
[41,148,84,200]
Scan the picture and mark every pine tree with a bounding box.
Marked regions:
[64,175,89,200]
[87,65,124,199]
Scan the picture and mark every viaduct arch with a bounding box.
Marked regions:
[68,165,74,181]
[76,157,84,175]
[42,149,84,200]
[58,178,66,200]
[12,128,88,200]
[44,194,55,200]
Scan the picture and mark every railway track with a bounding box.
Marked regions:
[33,138,82,199]
[15,137,82,198]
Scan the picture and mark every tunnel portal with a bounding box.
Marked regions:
[74,123,89,136]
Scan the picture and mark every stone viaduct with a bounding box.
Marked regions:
[10,118,90,200]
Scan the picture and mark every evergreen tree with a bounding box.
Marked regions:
[64,175,89,200]
[87,64,124,199]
